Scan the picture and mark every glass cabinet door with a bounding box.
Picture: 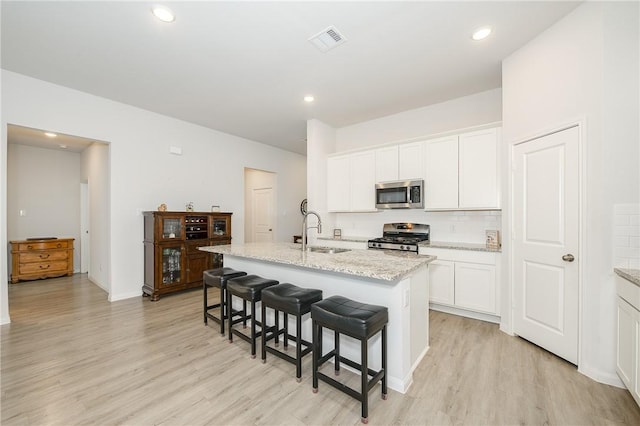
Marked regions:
[211,216,231,239]
[161,246,183,286]
[160,216,184,240]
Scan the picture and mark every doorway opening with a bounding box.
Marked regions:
[5,124,110,303]
[244,168,277,243]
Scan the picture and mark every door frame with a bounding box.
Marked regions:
[507,118,586,370]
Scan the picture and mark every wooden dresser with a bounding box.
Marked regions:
[10,238,75,283]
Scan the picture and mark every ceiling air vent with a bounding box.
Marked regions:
[308,25,347,52]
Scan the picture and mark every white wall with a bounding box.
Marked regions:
[336,88,502,151]
[80,142,110,290]
[7,143,82,272]
[1,70,307,320]
[306,119,337,245]
[502,1,639,385]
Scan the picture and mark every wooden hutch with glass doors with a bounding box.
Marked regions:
[142,211,231,301]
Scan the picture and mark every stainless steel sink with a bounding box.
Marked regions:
[306,246,351,254]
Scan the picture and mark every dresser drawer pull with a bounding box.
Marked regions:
[40,254,50,259]
[27,245,33,250]
[39,264,51,269]
[57,243,62,248]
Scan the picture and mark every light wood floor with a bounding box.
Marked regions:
[2,274,639,425]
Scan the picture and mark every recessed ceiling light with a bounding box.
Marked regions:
[152,5,175,23]
[472,27,492,41]
[59,144,68,149]
[44,132,57,138]
[304,96,315,103]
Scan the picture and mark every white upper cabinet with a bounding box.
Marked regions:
[375,145,399,182]
[328,125,500,213]
[350,151,376,211]
[375,141,424,182]
[424,127,500,210]
[458,128,499,209]
[424,135,458,209]
[398,141,424,180]
[327,151,376,212]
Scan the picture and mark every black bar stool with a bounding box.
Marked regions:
[311,295,388,424]
[261,283,323,381]
[203,268,247,334]
[227,275,279,358]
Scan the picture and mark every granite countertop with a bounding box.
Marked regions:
[421,241,502,253]
[199,242,436,282]
[615,268,640,287]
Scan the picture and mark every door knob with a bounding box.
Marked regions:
[562,254,575,262]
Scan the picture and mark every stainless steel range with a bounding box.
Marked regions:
[367,223,430,252]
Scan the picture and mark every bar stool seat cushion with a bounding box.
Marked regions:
[262,283,323,314]
[203,267,246,287]
[311,295,388,339]
[227,275,279,300]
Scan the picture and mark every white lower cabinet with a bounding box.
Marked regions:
[454,262,497,314]
[420,247,500,321]
[616,274,640,407]
[428,260,455,305]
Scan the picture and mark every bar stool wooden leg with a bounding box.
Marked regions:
[312,320,320,393]
[250,300,257,358]
[334,330,341,376]
[219,284,226,334]
[361,336,369,423]
[261,302,268,363]
[274,309,280,347]
[227,289,234,343]
[203,280,208,325]
[382,325,388,399]
[295,313,302,382]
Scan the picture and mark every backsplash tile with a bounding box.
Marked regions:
[614,203,640,269]
[334,210,502,244]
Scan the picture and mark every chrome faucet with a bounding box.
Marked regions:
[301,210,322,251]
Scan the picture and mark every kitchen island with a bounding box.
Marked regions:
[199,242,436,393]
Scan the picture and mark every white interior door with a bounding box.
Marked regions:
[512,125,580,364]
[252,187,274,243]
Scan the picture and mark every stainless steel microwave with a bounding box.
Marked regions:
[375,179,424,209]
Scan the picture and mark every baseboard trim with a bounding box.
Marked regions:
[108,291,142,302]
[579,364,625,388]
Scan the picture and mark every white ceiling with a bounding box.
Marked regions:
[1,1,581,155]
[7,124,100,153]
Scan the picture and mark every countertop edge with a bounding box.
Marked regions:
[200,243,436,282]
[615,268,640,287]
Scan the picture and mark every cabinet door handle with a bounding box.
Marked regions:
[562,254,575,262]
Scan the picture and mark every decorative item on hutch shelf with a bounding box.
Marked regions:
[186,202,194,212]
[485,230,501,249]
[157,203,167,211]
[211,205,220,212]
